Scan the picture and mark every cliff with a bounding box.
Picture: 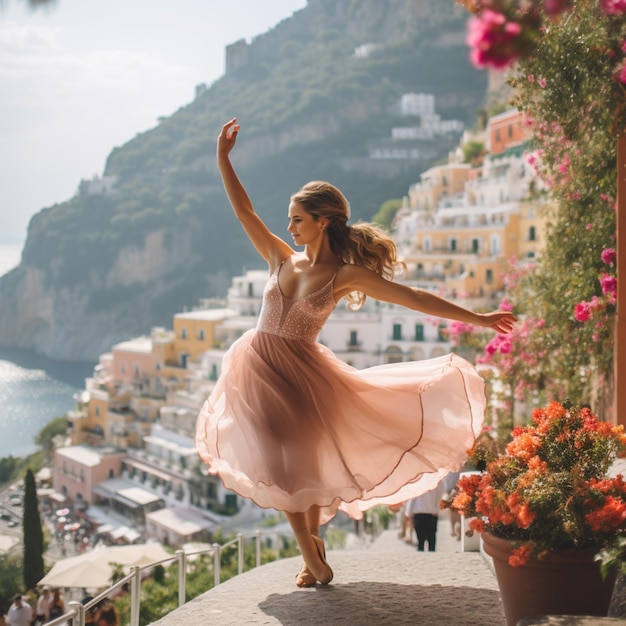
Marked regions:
[0,0,488,361]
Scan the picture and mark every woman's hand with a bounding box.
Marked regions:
[217,118,240,159]
[478,311,518,334]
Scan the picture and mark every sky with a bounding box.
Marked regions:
[0,0,307,244]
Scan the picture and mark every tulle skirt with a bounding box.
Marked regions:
[195,329,484,522]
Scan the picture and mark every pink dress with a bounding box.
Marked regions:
[195,264,485,523]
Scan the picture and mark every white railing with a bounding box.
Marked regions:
[44,530,281,626]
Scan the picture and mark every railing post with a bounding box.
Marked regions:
[129,565,141,626]
[255,530,261,568]
[176,549,186,606]
[213,543,221,587]
[68,601,84,626]
[237,533,244,575]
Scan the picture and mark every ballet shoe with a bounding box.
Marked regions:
[295,562,317,587]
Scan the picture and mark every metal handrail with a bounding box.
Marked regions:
[43,529,281,626]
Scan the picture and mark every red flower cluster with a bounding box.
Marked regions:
[443,401,626,565]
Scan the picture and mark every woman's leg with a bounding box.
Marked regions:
[286,510,333,585]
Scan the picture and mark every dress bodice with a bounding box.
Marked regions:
[257,265,339,342]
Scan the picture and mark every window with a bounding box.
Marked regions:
[508,124,513,138]
[349,330,359,346]
[134,364,140,376]
[108,468,114,478]
[181,328,187,339]
[415,324,424,341]
[449,238,457,252]
[247,283,253,297]
[393,324,402,341]
[528,226,536,241]
[472,238,480,254]
[95,406,100,417]
[486,269,494,284]
[438,325,447,342]
[210,364,218,381]
[495,129,501,142]
[423,237,431,252]
[198,329,205,341]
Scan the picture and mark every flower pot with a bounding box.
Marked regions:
[482,531,617,626]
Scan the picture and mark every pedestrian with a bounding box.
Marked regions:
[405,481,447,552]
[34,588,50,625]
[195,118,517,588]
[95,602,119,626]
[6,595,32,626]
[47,589,66,625]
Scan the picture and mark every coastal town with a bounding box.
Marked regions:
[0,103,547,561]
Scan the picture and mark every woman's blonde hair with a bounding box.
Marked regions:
[290,180,405,309]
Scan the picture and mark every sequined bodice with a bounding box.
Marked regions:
[257,265,339,343]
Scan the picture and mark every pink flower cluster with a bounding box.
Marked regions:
[600,0,626,14]
[467,10,525,68]
[462,0,626,69]
[574,297,601,322]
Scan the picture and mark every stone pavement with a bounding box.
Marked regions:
[153,517,507,626]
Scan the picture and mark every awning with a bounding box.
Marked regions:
[124,459,173,483]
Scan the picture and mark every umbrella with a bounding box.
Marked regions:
[39,543,172,588]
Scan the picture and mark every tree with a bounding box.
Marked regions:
[0,553,22,615]
[22,468,44,590]
[34,416,68,463]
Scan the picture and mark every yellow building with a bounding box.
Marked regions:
[172,308,237,367]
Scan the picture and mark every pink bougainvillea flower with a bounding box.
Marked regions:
[601,248,616,265]
[544,0,573,15]
[600,273,617,298]
[600,0,626,14]
[574,301,592,322]
[467,10,526,69]
[619,63,626,85]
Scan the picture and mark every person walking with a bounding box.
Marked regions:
[6,595,32,626]
[405,482,446,552]
[195,118,517,588]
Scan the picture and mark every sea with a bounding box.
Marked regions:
[0,243,95,459]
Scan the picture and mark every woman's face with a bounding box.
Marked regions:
[287,202,325,246]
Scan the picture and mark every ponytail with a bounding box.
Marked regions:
[291,181,405,310]
[329,221,405,310]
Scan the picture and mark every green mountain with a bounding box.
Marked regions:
[0,0,487,361]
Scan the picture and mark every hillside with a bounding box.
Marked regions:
[0,0,488,361]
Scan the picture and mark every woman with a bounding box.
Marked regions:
[195,118,517,587]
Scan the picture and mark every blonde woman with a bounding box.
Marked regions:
[196,119,516,587]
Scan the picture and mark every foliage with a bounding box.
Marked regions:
[0,553,23,615]
[34,416,68,463]
[22,468,45,590]
[443,401,626,567]
[451,0,625,417]
[371,198,403,229]
[462,140,486,164]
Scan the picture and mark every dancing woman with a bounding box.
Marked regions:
[196,118,516,587]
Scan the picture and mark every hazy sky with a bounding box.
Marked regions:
[0,0,307,244]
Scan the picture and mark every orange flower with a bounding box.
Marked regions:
[508,544,532,567]
[585,497,626,532]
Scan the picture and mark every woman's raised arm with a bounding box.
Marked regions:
[217,118,291,266]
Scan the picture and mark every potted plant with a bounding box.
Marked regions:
[443,400,626,625]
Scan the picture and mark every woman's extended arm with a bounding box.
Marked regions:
[335,264,517,334]
[217,118,291,266]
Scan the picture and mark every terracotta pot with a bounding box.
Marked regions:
[482,531,617,626]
